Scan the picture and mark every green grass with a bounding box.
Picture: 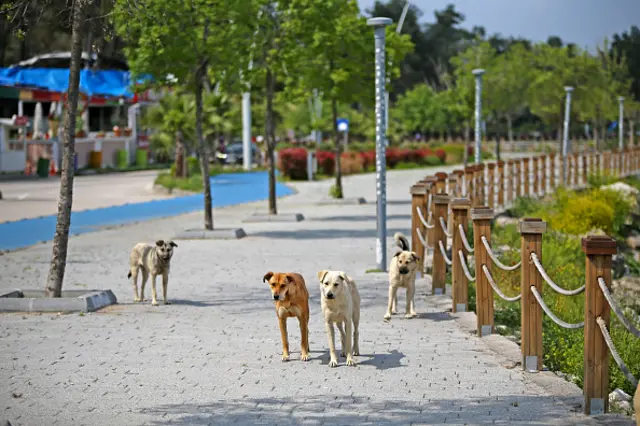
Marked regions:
[77,162,172,175]
[365,268,384,273]
[155,164,269,192]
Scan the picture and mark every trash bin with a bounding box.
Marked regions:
[136,149,148,167]
[36,158,50,178]
[116,150,128,169]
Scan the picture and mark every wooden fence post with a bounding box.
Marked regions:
[435,172,447,194]
[476,164,486,206]
[507,160,514,205]
[472,206,494,336]
[519,218,546,372]
[582,235,616,415]
[515,159,522,198]
[465,166,475,204]
[549,153,556,189]
[595,153,601,176]
[603,151,610,175]
[448,173,458,198]
[487,163,496,208]
[497,160,505,208]
[424,176,438,259]
[522,158,530,197]
[532,157,539,196]
[451,198,471,313]
[589,151,594,179]
[573,153,580,187]
[453,169,464,197]
[432,194,450,295]
[582,153,588,185]
[411,183,428,267]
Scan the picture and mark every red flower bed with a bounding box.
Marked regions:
[316,150,335,175]
[278,147,308,180]
[435,148,446,164]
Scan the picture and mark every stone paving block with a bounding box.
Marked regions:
[173,228,247,240]
[316,196,367,205]
[242,212,305,222]
[0,289,116,312]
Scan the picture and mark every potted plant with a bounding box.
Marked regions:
[96,131,106,138]
[113,126,122,137]
[124,127,133,136]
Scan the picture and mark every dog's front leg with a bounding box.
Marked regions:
[336,322,346,357]
[278,316,290,361]
[162,272,170,305]
[384,286,398,321]
[325,322,338,367]
[140,269,149,301]
[406,283,417,318]
[150,274,159,306]
[344,319,356,366]
[392,292,398,314]
[131,267,140,302]
[299,315,310,361]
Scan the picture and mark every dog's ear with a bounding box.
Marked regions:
[338,272,349,283]
[317,270,329,282]
[393,251,402,257]
[263,271,274,283]
[169,241,178,248]
[411,252,420,262]
[155,240,165,247]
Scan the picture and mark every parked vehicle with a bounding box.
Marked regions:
[215,141,260,166]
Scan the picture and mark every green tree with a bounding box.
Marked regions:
[283,0,412,198]
[114,0,251,230]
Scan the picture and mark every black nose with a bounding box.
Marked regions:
[326,293,334,299]
[399,267,409,274]
[273,295,279,300]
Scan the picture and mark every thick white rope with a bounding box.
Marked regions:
[481,265,521,302]
[458,224,474,253]
[530,253,585,296]
[530,286,584,329]
[480,236,521,271]
[596,316,638,387]
[416,227,430,249]
[439,217,452,238]
[458,250,476,282]
[598,277,640,338]
[416,206,434,229]
[438,240,452,266]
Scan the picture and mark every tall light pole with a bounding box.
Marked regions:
[562,86,574,185]
[472,69,485,164]
[242,12,262,171]
[619,96,625,151]
[368,16,392,272]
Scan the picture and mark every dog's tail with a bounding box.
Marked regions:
[394,232,410,251]
[127,271,132,279]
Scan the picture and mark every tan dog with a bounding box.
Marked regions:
[263,272,310,362]
[128,240,177,306]
[317,270,360,367]
[384,232,420,321]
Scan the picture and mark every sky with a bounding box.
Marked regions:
[357,0,640,51]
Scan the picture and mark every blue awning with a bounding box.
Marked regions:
[0,68,152,98]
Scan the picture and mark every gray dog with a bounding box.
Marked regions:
[127,240,177,306]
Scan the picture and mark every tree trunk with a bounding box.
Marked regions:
[593,124,600,151]
[464,121,470,143]
[265,67,277,215]
[495,133,501,162]
[195,64,213,230]
[45,0,88,298]
[175,131,186,178]
[332,98,343,199]
[506,113,514,143]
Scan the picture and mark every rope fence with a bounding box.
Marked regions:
[408,147,640,416]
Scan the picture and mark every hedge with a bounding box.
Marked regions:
[278,147,447,180]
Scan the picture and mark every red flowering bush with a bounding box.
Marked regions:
[359,151,376,170]
[316,150,336,175]
[435,148,446,164]
[278,147,308,180]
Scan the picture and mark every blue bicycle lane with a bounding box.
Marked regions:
[0,171,295,252]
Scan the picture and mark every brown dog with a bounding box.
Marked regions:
[263,272,310,362]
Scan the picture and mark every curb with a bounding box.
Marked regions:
[0,289,117,313]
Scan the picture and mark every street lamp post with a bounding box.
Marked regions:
[472,69,485,164]
[368,16,393,272]
[562,86,574,185]
[619,96,625,151]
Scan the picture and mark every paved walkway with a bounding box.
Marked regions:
[0,165,629,425]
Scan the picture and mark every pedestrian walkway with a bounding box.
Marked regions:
[0,164,630,425]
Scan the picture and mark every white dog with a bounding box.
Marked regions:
[384,232,420,321]
[317,270,361,367]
